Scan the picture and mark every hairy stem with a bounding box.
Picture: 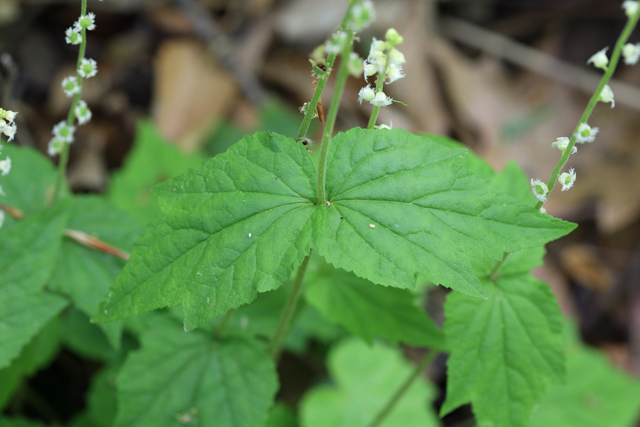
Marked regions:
[535,9,639,210]
[316,29,355,205]
[368,350,438,427]
[269,252,312,361]
[53,0,88,204]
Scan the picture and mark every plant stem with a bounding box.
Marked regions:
[269,252,312,361]
[368,350,438,427]
[53,0,88,204]
[297,57,336,140]
[367,61,389,129]
[316,29,355,205]
[215,309,235,337]
[535,9,639,210]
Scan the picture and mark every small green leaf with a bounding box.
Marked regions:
[108,121,206,224]
[0,285,67,369]
[115,322,278,427]
[305,261,445,349]
[300,338,439,427]
[49,196,143,347]
[531,324,640,427]
[96,132,318,330]
[442,274,564,427]
[0,202,70,293]
[318,128,574,297]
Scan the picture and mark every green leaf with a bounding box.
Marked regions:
[108,121,207,224]
[317,128,575,297]
[442,274,564,427]
[0,317,61,410]
[84,365,119,427]
[300,338,439,427]
[61,308,118,362]
[265,403,297,427]
[0,201,70,293]
[49,196,144,347]
[0,202,69,368]
[96,132,318,330]
[531,324,640,427]
[0,285,67,369]
[0,144,67,229]
[305,261,445,349]
[115,322,278,427]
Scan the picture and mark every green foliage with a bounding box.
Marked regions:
[317,129,574,298]
[96,131,318,330]
[442,273,564,427]
[300,338,439,427]
[108,121,207,224]
[98,128,574,332]
[305,259,445,349]
[531,325,640,427]
[114,318,278,427]
[0,202,70,368]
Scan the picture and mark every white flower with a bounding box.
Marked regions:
[0,156,11,176]
[74,100,92,125]
[48,138,66,157]
[325,31,347,55]
[388,48,406,66]
[78,58,98,78]
[348,0,375,31]
[1,109,17,123]
[65,27,82,45]
[552,137,577,154]
[558,168,576,191]
[531,178,549,202]
[587,47,609,70]
[348,52,363,77]
[363,62,377,79]
[369,38,386,57]
[374,121,393,130]
[575,123,599,143]
[61,76,81,97]
[622,43,640,65]
[368,51,387,74]
[77,13,96,31]
[599,84,615,108]
[623,1,639,17]
[386,63,405,83]
[358,85,376,104]
[52,121,76,143]
[370,91,393,107]
[1,122,16,141]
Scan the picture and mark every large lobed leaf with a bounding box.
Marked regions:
[442,273,564,427]
[96,132,318,330]
[317,128,575,297]
[97,128,574,330]
[115,321,278,427]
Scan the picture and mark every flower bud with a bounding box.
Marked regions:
[558,168,576,191]
[385,28,404,46]
[531,179,549,202]
[599,84,615,108]
[552,137,577,154]
[574,123,598,143]
[587,47,609,70]
[623,1,639,17]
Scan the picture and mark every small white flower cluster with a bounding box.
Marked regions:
[358,28,406,108]
[347,0,375,32]
[52,12,98,156]
[0,108,17,227]
[622,1,640,65]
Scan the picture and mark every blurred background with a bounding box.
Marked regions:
[1,0,640,424]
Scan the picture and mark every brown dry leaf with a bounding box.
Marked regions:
[153,39,239,151]
[560,244,614,292]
